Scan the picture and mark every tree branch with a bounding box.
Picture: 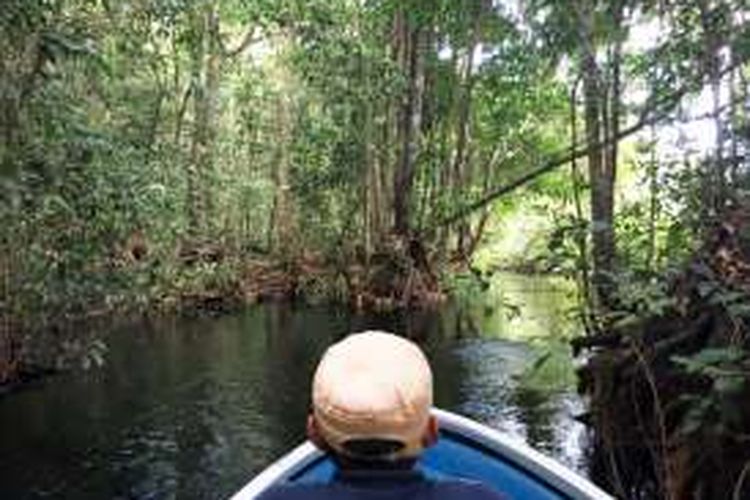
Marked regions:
[223,28,261,59]
[173,82,193,146]
[428,60,747,233]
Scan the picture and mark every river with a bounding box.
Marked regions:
[0,273,590,499]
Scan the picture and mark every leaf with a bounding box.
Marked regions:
[529,351,553,374]
[708,291,746,306]
[696,281,716,298]
[680,415,703,436]
[693,348,745,365]
[728,302,750,318]
[672,355,702,374]
[678,397,714,436]
[714,376,745,395]
[612,314,641,329]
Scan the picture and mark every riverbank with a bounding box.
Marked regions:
[574,206,750,499]
[1,237,451,388]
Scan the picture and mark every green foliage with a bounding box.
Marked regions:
[514,343,577,393]
[673,347,749,436]
[442,271,490,306]
[2,0,750,387]
[604,270,678,328]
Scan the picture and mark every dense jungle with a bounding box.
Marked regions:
[3,1,750,499]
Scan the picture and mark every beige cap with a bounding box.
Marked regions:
[312,331,433,459]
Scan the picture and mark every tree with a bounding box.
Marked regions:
[392,7,427,237]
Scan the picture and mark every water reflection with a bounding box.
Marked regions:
[0,273,588,499]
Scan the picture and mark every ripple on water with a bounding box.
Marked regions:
[0,284,591,499]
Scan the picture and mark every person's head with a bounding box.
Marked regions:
[307,331,438,464]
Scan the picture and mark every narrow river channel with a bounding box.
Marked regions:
[0,273,589,499]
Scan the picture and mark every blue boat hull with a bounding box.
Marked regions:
[231,409,612,500]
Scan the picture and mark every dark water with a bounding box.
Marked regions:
[0,273,589,499]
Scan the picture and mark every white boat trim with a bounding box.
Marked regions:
[230,408,613,500]
[432,409,612,500]
[231,441,320,500]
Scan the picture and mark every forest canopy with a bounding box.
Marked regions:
[4,2,750,498]
[1,0,750,371]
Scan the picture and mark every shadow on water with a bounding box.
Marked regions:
[0,273,590,499]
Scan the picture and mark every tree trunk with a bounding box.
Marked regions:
[583,56,615,304]
[415,23,437,233]
[647,124,659,271]
[711,53,725,214]
[577,0,617,307]
[186,1,221,238]
[434,45,461,259]
[606,5,624,200]
[698,0,726,214]
[202,5,221,233]
[393,13,425,237]
[730,52,743,187]
[361,12,384,259]
[464,154,493,258]
[270,92,294,259]
[366,101,386,257]
[570,79,594,332]
[186,6,206,236]
[453,5,482,257]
